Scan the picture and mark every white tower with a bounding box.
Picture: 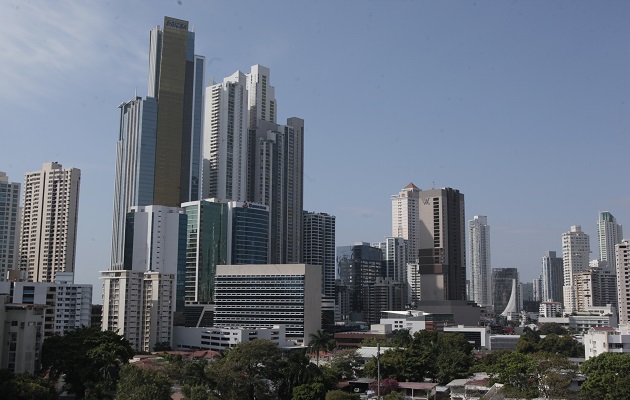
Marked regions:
[562,225,590,313]
[391,183,420,262]
[469,215,491,306]
[598,211,622,269]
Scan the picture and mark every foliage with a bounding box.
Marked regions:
[434,333,474,384]
[324,390,360,400]
[0,369,58,400]
[326,349,361,380]
[115,364,172,400]
[383,392,404,400]
[292,382,326,400]
[516,330,583,357]
[539,322,568,335]
[153,342,172,352]
[278,350,322,399]
[389,329,412,348]
[533,353,577,400]
[580,353,630,399]
[308,330,334,366]
[40,327,134,399]
[487,351,538,398]
[369,378,399,396]
[182,384,215,400]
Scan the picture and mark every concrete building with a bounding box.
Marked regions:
[539,301,563,318]
[371,237,408,310]
[391,183,421,261]
[616,240,630,326]
[0,295,46,374]
[19,162,80,282]
[533,276,543,302]
[575,262,618,312]
[598,211,622,269]
[469,216,491,307]
[380,310,454,334]
[539,305,617,333]
[541,251,564,302]
[416,188,466,301]
[111,16,204,270]
[11,273,91,338]
[492,268,519,315]
[562,226,590,314]
[337,243,384,323]
[213,264,321,344]
[303,212,336,300]
[173,325,288,351]
[444,325,490,349]
[0,172,20,281]
[584,326,630,360]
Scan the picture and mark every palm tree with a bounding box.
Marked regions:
[308,330,332,366]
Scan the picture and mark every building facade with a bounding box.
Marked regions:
[469,215,491,306]
[541,251,563,303]
[616,240,630,326]
[598,211,622,269]
[0,295,45,374]
[492,268,519,315]
[303,212,336,300]
[0,172,20,281]
[391,183,421,261]
[562,226,590,314]
[19,162,80,282]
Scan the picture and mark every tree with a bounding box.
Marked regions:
[308,330,333,366]
[115,364,172,400]
[292,383,326,400]
[580,353,630,399]
[383,392,405,400]
[537,333,583,357]
[539,322,568,335]
[434,333,474,384]
[533,353,577,400]
[369,378,399,396]
[324,390,360,400]
[487,351,538,398]
[41,327,134,399]
[153,341,172,352]
[0,369,58,400]
[278,350,322,400]
[363,347,409,381]
[389,329,412,348]
[327,349,361,380]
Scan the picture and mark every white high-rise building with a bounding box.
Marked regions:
[391,183,421,262]
[616,240,630,326]
[469,216,491,306]
[20,162,80,283]
[542,251,564,302]
[203,71,249,201]
[598,211,622,269]
[246,65,276,129]
[562,225,590,314]
[0,172,20,281]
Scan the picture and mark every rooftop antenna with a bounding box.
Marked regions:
[432,180,435,189]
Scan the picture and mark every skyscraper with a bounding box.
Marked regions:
[303,212,336,300]
[111,16,204,270]
[415,187,466,301]
[391,183,421,261]
[598,211,622,269]
[20,162,80,282]
[0,172,20,281]
[616,240,630,325]
[541,251,563,302]
[469,215,491,306]
[562,225,590,313]
[492,268,519,314]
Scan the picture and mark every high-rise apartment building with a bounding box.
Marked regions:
[469,215,491,306]
[303,212,336,300]
[492,268,519,314]
[110,16,204,270]
[372,238,408,311]
[616,240,630,325]
[598,211,622,269]
[246,65,277,129]
[20,162,80,282]
[391,183,421,261]
[541,251,563,302]
[416,188,466,301]
[562,225,590,313]
[0,172,20,281]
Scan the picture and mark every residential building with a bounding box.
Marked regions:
[19,162,80,282]
[391,183,421,261]
[110,16,204,270]
[598,211,622,269]
[213,264,321,344]
[337,243,384,323]
[0,295,45,374]
[303,212,336,299]
[562,226,590,314]
[616,240,630,325]
[416,188,466,301]
[533,276,543,302]
[541,251,563,302]
[492,268,519,315]
[575,262,618,312]
[0,172,20,281]
[539,301,563,318]
[584,326,630,360]
[371,237,408,310]
[469,216,491,307]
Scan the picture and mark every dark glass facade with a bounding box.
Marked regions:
[231,204,269,265]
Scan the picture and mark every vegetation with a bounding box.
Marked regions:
[324,390,360,400]
[115,364,172,400]
[308,330,334,366]
[0,369,58,400]
[515,328,583,357]
[580,353,630,399]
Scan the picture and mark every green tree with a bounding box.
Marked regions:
[389,329,412,348]
[115,364,172,400]
[533,353,577,400]
[327,349,361,380]
[487,351,538,398]
[363,347,409,381]
[308,330,333,366]
[292,382,326,400]
[383,392,404,400]
[538,333,583,357]
[278,350,322,400]
[580,353,630,399]
[434,333,474,384]
[182,384,215,400]
[539,322,568,335]
[41,327,134,399]
[0,369,58,400]
[324,390,360,400]
[153,341,172,352]
[369,378,399,396]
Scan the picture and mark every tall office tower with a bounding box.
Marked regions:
[469,215,491,306]
[20,162,80,282]
[372,238,408,311]
[598,211,623,269]
[616,240,630,325]
[101,205,186,351]
[415,188,466,301]
[303,212,336,300]
[111,16,204,269]
[492,268,519,314]
[541,251,564,302]
[337,243,384,323]
[250,118,304,264]
[203,71,249,201]
[214,264,320,345]
[532,276,543,302]
[391,183,421,262]
[562,225,590,314]
[0,172,20,280]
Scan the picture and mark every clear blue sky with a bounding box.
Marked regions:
[2,1,629,302]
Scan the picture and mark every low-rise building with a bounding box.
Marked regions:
[584,325,630,360]
[379,310,454,334]
[488,334,520,352]
[539,305,617,333]
[539,301,563,318]
[443,325,490,350]
[173,325,289,351]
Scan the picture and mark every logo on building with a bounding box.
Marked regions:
[165,19,188,30]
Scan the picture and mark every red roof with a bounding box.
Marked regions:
[404,183,419,189]
[398,382,437,390]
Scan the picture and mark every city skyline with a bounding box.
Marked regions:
[2,1,630,300]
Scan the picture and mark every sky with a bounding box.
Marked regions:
[1,1,630,303]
